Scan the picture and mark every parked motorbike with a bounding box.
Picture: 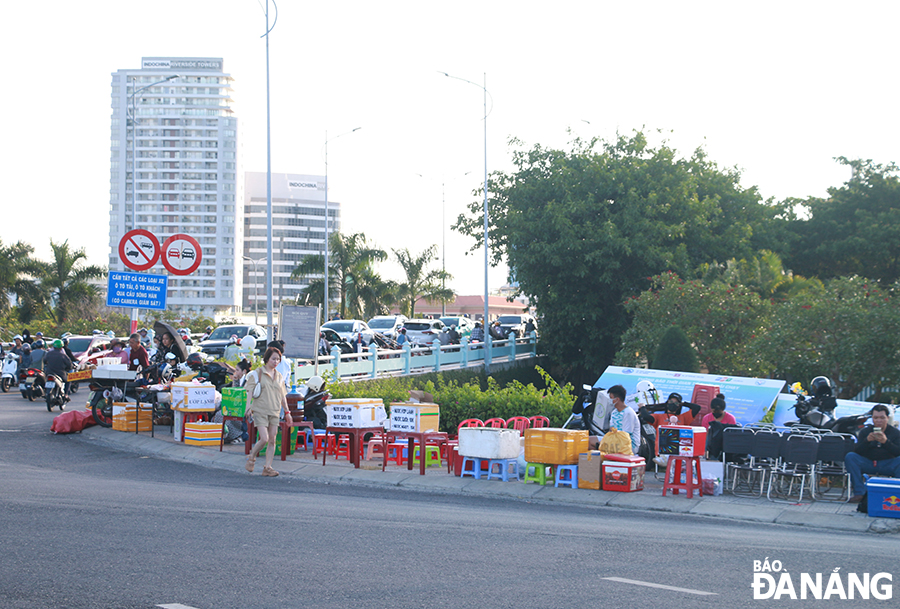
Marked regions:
[44,373,67,412]
[90,355,178,427]
[185,352,233,391]
[19,367,47,401]
[786,376,871,434]
[1,352,18,392]
[298,375,330,429]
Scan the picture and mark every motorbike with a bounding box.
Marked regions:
[1,352,18,392]
[296,376,330,429]
[19,367,47,401]
[44,373,67,412]
[786,394,871,435]
[90,355,179,427]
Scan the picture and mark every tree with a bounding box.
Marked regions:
[698,250,823,302]
[786,158,900,283]
[39,240,106,325]
[454,131,779,378]
[652,326,699,373]
[0,239,45,319]
[392,246,454,318]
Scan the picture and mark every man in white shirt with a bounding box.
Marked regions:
[608,384,641,455]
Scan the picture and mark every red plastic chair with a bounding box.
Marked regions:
[690,384,720,426]
[455,418,484,439]
[528,415,551,429]
[483,417,507,428]
[506,416,531,435]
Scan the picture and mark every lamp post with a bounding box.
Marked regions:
[323,127,361,320]
[242,256,264,324]
[441,72,490,370]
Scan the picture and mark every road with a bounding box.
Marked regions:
[0,390,896,608]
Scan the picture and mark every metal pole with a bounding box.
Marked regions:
[442,180,446,317]
[324,130,329,321]
[482,72,489,372]
[265,0,274,342]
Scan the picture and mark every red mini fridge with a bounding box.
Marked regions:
[601,454,646,492]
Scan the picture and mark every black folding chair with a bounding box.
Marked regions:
[813,433,855,502]
[767,434,819,502]
[722,427,760,496]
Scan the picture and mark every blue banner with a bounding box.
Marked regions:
[107,271,167,311]
[772,394,874,427]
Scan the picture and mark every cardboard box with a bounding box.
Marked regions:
[258,427,297,456]
[326,398,388,429]
[111,402,152,432]
[183,421,223,447]
[220,387,247,417]
[656,425,707,457]
[172,382,216,411]
[867,477,900,519]
[602,454,646,492]
[457,427,520,459]
[389,402,440,433]
[578,451,604,490]
[524,428,589,465]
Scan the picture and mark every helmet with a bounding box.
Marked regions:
[13,335,22,341]
[229,334,238,344]
[205,326,213,333]
[636,380,656,395]
[31,339,44,349]
[35,332,43,337]
[52,339,63,349]
[306,375,325,392]
[810,376,836,398]
[22,343,31,352]
[92,329,102,334]
[61,332,72,339]
[186,352,205,370]
[106,330,115,338]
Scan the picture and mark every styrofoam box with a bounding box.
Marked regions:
[172,382,216,411]
[326,398,388,429]
[389,402,440,433]
[457,427,520,459]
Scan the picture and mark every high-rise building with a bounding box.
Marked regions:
[108,57,242,318]
[242,172,340,316]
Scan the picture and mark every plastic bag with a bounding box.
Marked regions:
[599,429,633,456]
[50,410,97,434]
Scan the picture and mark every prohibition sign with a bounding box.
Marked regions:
[161,233,202,276]
[118,229,160,272]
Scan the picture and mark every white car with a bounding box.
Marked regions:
[367,315,408,339]
[439,316,476,340]
[402,319,446,346]
[322,319,375,344]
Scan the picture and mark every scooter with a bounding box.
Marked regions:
[89,356,179,427]
[1,352,18,392]
[44,373,67,412]
[19,367,47,402]
[787,394,871,435]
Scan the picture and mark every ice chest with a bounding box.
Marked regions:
[111,402,152,432]
[389,402,440,432]
[457,427,520,459]
[657,425,707,457]
[183,421,223,447]
[172,382,217,411]
[524,428,589,465]
[220,387,247,417]
[578,451,604,490]
[326,398,388,428]
[867,477,900,519]
[602,454,646,492]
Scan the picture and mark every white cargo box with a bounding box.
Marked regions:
[457,427,520,459]
[172,382,216,411]
[326,398,388,429]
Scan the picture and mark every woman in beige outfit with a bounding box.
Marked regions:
[245,347,292,476]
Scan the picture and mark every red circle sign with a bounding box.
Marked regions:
[118,229,160,271]
[161,234,202,276]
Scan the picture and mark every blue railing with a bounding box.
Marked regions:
[293,333,539,382]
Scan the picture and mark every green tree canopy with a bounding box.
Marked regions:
[392,245,453,318]
[652,326,699,373]
[38,240,106,325]
[0,239,44,319]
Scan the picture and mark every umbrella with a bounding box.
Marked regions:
[153,321,189,362]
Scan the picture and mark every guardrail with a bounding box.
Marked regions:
[293,332,539,383]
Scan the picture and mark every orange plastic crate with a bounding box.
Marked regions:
[524,428,589,464]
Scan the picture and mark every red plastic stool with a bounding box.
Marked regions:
[662,456,703,498]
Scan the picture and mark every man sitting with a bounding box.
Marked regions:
[846,404,900,502]
[650,392,702,431]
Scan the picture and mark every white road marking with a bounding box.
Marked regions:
[602,577,718,596]
[158,604,203,609]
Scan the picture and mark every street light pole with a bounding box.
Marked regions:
[243,256,263,324]
[323,127,361,320]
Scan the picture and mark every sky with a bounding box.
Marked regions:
[2,1,898,297]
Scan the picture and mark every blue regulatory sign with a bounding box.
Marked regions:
[106,271,168,311]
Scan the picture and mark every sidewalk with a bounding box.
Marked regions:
[77,424,900,535]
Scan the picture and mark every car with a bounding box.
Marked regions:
[439,316,476,340]
[366,314,409,339]
[198,324,267,358]
[322,319,375,344]
[320,327,354,355]
[64,335,114,363]
[168,248,180,258]
[497,314,538,338]
[402,319,446,346]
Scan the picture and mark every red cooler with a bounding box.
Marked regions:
[602,454,646,492]
[656,425,707,457]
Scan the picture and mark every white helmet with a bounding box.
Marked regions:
[635,380,659,403]
[306,375,325,392]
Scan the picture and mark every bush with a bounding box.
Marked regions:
[652,326,699,372]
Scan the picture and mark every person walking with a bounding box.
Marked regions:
[244,347,291,477]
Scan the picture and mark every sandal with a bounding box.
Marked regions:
[262,466,279,477]
[245,456,256,473]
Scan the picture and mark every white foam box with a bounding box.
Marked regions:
[457,427,520,459]
[326,398,388,429]
[389,402,440,432]
[171,382,217,411]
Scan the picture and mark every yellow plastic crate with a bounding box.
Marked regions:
[524,428,589,465]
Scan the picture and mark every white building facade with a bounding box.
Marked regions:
[242,172,340,315]
[108,57,243,318]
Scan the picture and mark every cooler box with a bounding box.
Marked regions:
[524,428,589,465]
[867,477,900,519]
[578,451,604,490]
[457,427,520,459]
[389,402,440,432]
[183,421,223,447]
[326,398,388,428]
[657,425,707,457]
[111,402,152,432]
[172,382,216,411]
[602,454,646,492]
[220,387,247,417]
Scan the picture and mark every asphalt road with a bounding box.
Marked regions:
[1,390,896,609]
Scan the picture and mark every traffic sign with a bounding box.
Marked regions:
[161,233,202,275]
[118,229,160,272]
[107,271,168,311]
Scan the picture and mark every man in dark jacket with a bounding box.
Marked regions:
[846,404,900,502]
[44,340,73,400]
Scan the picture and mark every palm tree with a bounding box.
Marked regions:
[291,232,387,319]
[0,239,46,319]
[393,246,454,318]
[39,240,106,324]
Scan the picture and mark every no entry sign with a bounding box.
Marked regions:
[118,229,160,272]
[161,234,202,275]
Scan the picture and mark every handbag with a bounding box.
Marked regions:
[250,369,262,399]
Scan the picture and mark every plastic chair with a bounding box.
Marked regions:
[528,415,551,429]
[456,418,484,438]
[506,416,531,435]
[689,384,720,426]
[483,417,507,428]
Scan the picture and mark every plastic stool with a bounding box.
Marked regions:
[335,436,351,460]
[313,432,337,456]
[662,455,703,498]
[460,456,487,479]
[486,458,520,482]
[365,438,386,461]
[413,445,441,467]
[523,462,555,485]
[386,442,407,466]
[555,464,578,488]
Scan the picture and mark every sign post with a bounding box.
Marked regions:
[119,230,162,333]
